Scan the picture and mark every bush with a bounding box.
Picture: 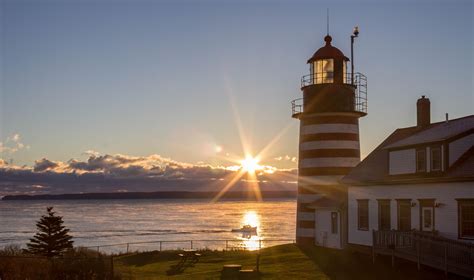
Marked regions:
[0,247,118,280]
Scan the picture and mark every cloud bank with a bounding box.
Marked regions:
[0,153,297,197]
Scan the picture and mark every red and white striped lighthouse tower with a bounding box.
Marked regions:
[291,31,367,247]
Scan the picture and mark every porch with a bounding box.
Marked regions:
[372,230,474,278]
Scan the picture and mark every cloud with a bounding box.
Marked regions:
[0,133,30,154]
[11,134,20,142]
[274,155,297,162]
[82,150,100,157]
[33,158,60,172]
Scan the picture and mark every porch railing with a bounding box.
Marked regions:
[372,230,474,278]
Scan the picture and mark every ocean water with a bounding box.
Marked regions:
[0,199,296,252]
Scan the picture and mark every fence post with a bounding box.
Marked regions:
[391,248,395,268]
[97,246,100,253]
[160,241,162,252]
[190,241,193,249]
[225,240,228,251]
[416,239,420,271]
[110,255,114,279]
[444,242,448,276]
[256,253,261,272]
[259,239,262,250]
[126,243,129,254]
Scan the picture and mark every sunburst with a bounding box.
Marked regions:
[211,84,295,202]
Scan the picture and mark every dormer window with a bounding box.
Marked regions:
[416,149,426,172]
[431,146,441,171]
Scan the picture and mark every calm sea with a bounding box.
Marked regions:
[0,199,296,252]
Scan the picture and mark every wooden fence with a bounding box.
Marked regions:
[85,238,296,254]
[372,230,474,278]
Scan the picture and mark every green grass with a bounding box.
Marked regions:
[114,244,457,280]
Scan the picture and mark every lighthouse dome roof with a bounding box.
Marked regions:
[307,35,349,63]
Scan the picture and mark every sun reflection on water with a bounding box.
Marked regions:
[242,211,259,227]
[239,211,262,251]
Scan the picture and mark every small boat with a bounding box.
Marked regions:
[231,224,257,233]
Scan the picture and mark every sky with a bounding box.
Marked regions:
[0,0,473,195]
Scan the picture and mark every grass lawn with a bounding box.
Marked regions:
[114,244,459,279]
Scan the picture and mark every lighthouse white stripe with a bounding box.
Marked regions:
[300,140,360,151]
[296,228,314,237]
[298,175,343,186]
[301,124,359,135]
[300,157,360,168]
[297,194,322,203]
[297,212,315,221]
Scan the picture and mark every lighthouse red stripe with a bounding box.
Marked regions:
[302,116,358,125]
[297,236,315,245]
[299,167,352,176]
[300,133,359,142]
[299,149,360,158]
[297,203,315,213]
[298,185,342,194]
[298,186,319,194]
[298,220,315,228]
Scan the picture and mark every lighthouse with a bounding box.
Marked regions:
[292,30,367,248]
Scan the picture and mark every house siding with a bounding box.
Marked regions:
[348,182,474,246]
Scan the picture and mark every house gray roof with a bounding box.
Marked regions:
[385,115,474,149]
[342,115,474,185]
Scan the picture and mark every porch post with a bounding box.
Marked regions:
[372,230,376,264]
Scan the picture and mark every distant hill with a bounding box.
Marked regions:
[1,190,297,200]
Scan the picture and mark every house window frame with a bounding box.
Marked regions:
[397,199,412,231]
[457,199,474,240]
[357,199,369,231]
[378,199,391,231]
[331,212,338,234]
[416,148,426,172]
[431,146,442,172]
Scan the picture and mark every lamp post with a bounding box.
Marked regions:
[351,26,359,85]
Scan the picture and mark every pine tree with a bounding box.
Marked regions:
[26,207,74,257]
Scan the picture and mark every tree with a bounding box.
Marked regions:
[26,207,73,257]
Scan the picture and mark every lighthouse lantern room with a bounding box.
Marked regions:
[292,29,367,248]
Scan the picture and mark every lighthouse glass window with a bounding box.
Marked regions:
[313,59,334,84]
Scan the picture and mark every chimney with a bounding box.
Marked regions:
[417,95,431,127]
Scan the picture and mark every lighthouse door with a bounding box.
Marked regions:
[314,210,341,249]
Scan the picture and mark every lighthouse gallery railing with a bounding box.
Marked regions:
[292,72,367,117]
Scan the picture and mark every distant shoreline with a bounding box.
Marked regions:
[1,190,297,201]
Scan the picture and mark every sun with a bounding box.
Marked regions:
[240,156,261,173]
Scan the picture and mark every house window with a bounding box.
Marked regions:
[431,146,441,171]
[423,209,432,227]
[378,200,391,230]
[357,200,369,231]
[331,212,338,234]
[459,200,474,239]
[397,200,411,231]
[416,149,426,172]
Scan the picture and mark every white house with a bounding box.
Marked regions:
[343,97,474,247]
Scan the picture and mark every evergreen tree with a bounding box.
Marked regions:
[26,207,74,257]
